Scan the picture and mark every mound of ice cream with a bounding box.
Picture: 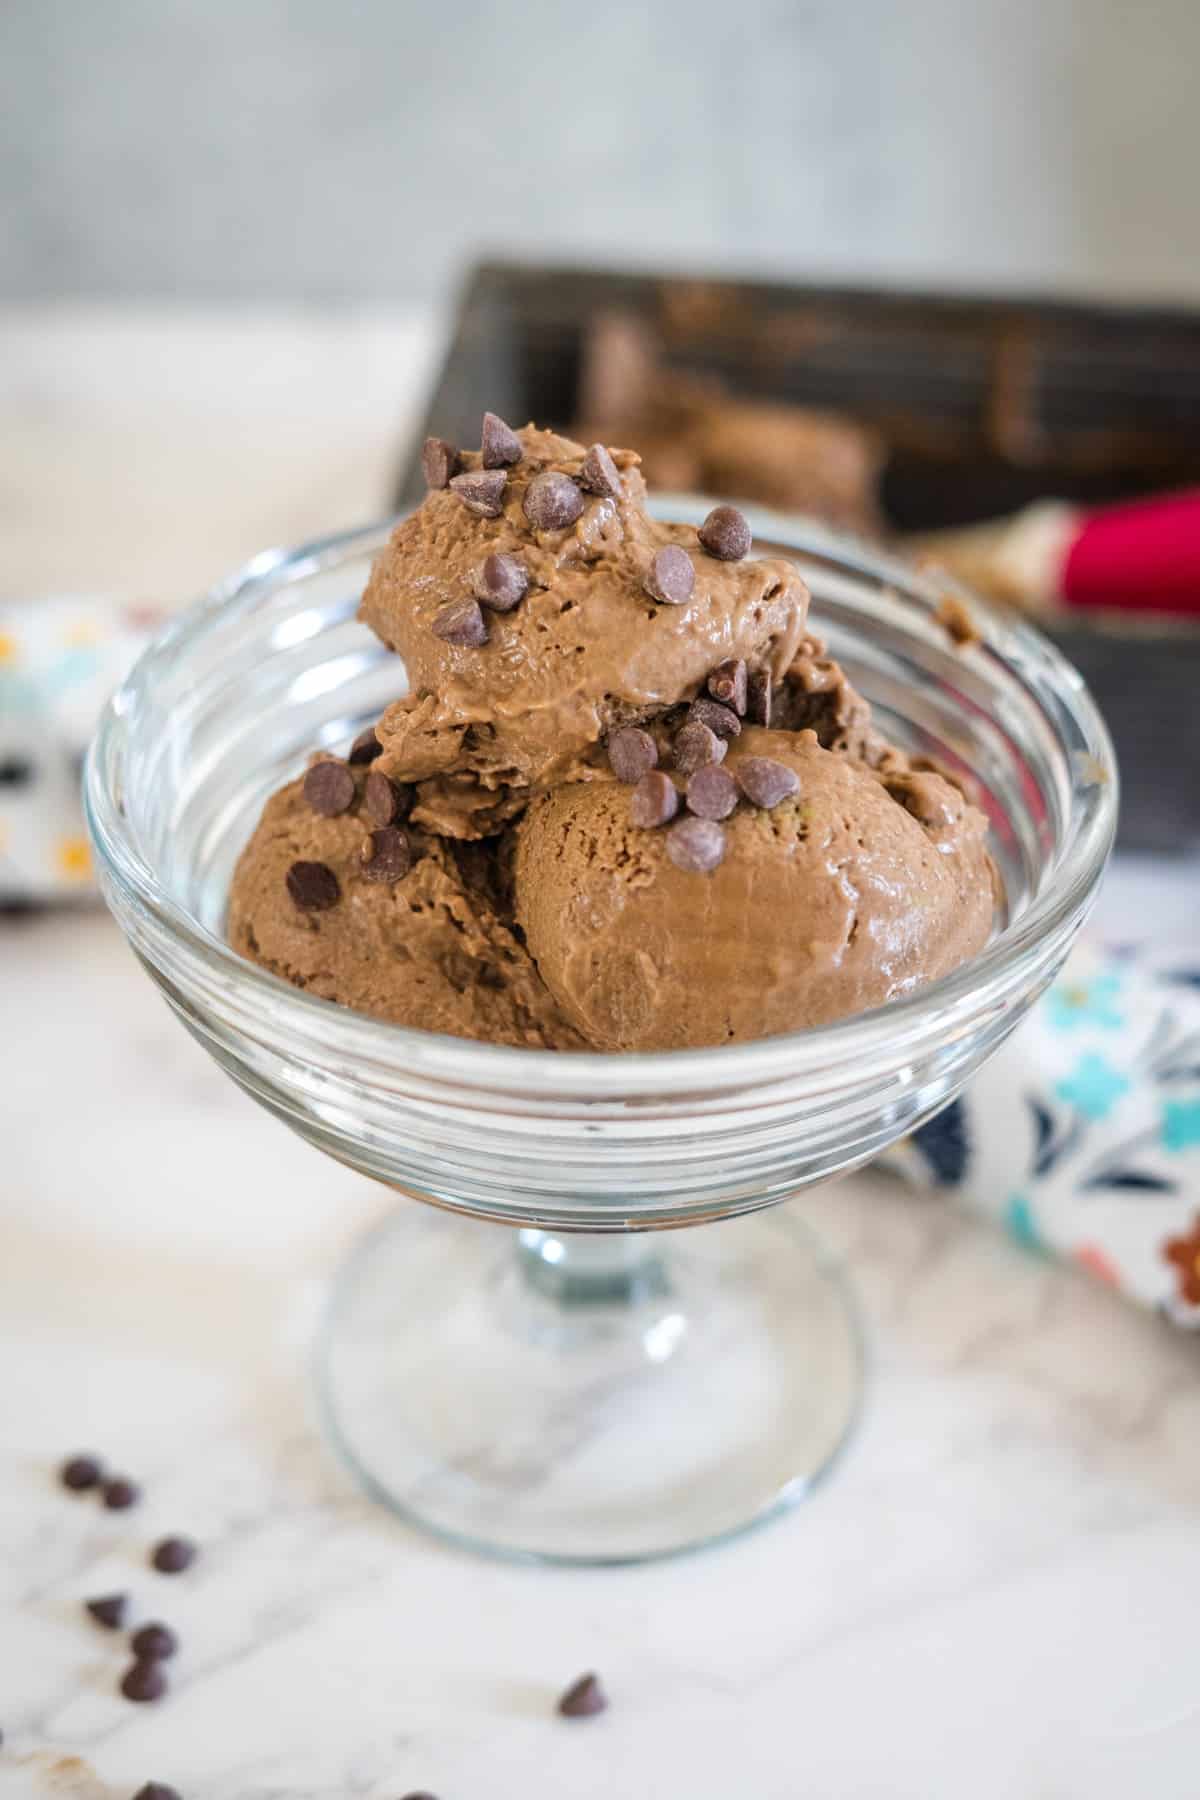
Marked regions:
[230,418,995,1050]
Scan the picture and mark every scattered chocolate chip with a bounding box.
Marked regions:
[607,727,658,784]
[735,756,801,809]
[0,754,33,787]
[303,760,355,817]
[644,545,694,606]
[421,437,460,491]
[348,728,382,765]
[431,598,488,647]
[666,816,726,873]
[558,1672,608,1718]
[364,771,410,827]
[707,657,748,716]
[85,1593,128,1630]
[473,552,528,612]
[132,1622,178,1661]
[698,504,752,561]
[523,470,584,531]
[579,443,622,499]
[673,721,726,775]
[150,1536,197,1576]
[746,667,772,727]
[286,861,341,912]
[121,1659,167,1704]
[688,696,741,741]
[686,765,738,821]
[101,1477,140,1511]
[629,770,680,829]
[449,467,508,518]
[480,411,523,468]
[360,827,412,884]
[60,1454,103,1492]
[134,1785,182,1800]
[397,1793,438,1800]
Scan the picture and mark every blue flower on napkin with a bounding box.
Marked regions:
[1055,1053,1130,1121]
[1163,1099,1200,1154]
[1046,971,1123,1034]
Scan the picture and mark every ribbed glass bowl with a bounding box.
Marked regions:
[85,504,1116,1563]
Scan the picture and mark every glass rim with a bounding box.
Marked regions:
[85,503,1118,1100]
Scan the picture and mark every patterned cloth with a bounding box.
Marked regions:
[887,942,1200,1326]
[0,596,158,903]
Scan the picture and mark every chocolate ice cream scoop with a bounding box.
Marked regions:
[362,426,809,838]
[229,763,584,1049]
[512,729,994,1051]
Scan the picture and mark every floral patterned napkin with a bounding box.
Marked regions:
[885,942,1200,1325]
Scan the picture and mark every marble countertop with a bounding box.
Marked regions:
[3,310,1200,1800]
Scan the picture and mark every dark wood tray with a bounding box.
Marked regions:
[398,261,1200,853]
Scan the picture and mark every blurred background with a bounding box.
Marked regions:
[5,0,1200,304]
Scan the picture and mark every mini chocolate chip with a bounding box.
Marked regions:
[523,470,584,531]
[348,728,382,764]
[480,411,523,469]
[0,755,33,787]
[449,467,508,517]
[85,1593,128,1630]
[747,667,772,727]
[473,552,528,612]
[286,861,341,912]
[630,770,680,829]
[673,721,726,775]
[736,756,801,809]
[365,771,410,827]
[666,816,726,873]
[134,1785,182,1800]
[686,765,738,820]
[698,504,752,561]
[150,1536,197,1575]
[361,827,412,884]
[708,657,748,715]
[608,727,658,784]
[579,443,622,498]
[60,1454,103,1492]
[558,1672,608,1718]
[688,696,741,740]
[132,1622,179,1660]
[421,437,460,490]
[303,760,355,817]
[644,545,694,606]
[101,1476,140,1511]
[397,1793,439,1800]
[121,1659,167,1704]
[431,598,488,647]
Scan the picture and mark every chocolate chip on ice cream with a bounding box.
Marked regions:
[523,470,584,531]
[735,756,801,809]
[360,828,412,884]
[480,411,523,469]
[608,727,658,784]
[449,467,507,518]
[431,598,488,647]
[746,667,772,727]
[629,770,680,828]
[303,761,355,818]
[698,504,752,561]
[687,696,741,740]
[347,728,382,764]
[666,816,726,873]
[707,657,747,715]
[580,443,623,498]
[365,771,410,827]
[686,765,738,820]
[421,437,460,491]
[286,861,340,911]
[644,545,694,606]
[473,553,528,612]
[673,721,726,774]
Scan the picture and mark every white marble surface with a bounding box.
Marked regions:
[3,310,1200,1799]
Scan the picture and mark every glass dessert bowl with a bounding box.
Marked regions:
[85,503,1116,1564]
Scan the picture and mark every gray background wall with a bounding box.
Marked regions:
[3,0,1198,305]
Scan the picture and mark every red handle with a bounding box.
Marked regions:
[1062,488,1200,617]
